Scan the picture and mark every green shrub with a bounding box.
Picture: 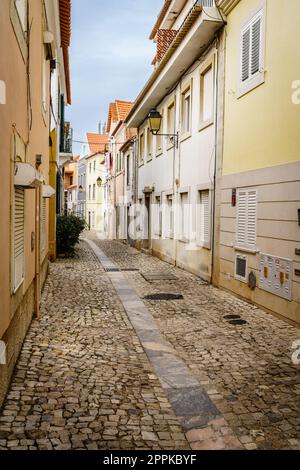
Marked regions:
[56,214,86,257]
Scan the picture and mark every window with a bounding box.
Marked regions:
[139,133,144,164]
[89,163,92,174]
[13,187,25,292]
[126,155,130,187]
[166,194,174,239]
[10,0,28,60]
[182,88,191,135]
[197,190,210,247]
[200,64,214,127]
[154,196,162,237]
[93,184,96,200]
[15,0,27,31]
[147,128,152,160]
[42,54,47,113]
[70,176,73,186]
[236,189,257,250]
[239,9,264,96]
[88,185,91,200]
[156,110,163,155]
[167,102,175,148]
[235,254,248,282]
[180,193,189,242]
[93,160,96,172]
[40,197,47,256]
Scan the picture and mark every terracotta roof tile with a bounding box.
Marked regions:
[149,0,172,40]
[106,100,133,133]
[86,133,109,155]
[153,29,178,65]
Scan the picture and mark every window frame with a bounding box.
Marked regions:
[196,185,213,250]
[235,188,258,252]
[165,192,174,239]
[181,84,192,140]
[179,190,190,243]
[146,127,152,161]
[238,1,266,98]
[155,109,163,157]
[139,131,145,166]
[199,57,215,131]
[167,100,176,150]
[10,0,28,61]
[154,194,162,237]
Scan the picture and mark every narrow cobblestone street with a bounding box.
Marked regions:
[0,238,299,450]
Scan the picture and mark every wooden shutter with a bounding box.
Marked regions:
[199,190,209,244]
[237,189,257,248]
[14,188,25,291]
[241,27,250,82]
[251,16,262,76]
[40,197,47,255]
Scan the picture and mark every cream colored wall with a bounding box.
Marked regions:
[86,154,105,231]
[0,0,50,337]
[222,0,300,175]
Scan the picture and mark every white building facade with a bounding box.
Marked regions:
[126,0,225,281]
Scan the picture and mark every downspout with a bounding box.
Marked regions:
[34,188,41,318]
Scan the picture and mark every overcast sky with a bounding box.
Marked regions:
[66,0,163,154]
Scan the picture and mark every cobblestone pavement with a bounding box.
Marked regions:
[0,243,189,450]
[92,239,300,450]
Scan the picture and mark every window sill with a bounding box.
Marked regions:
[199,119,214,132]
[196,241,211,250]
[238,72,265,99]
[180,132,191,143]
[234,245,259,254]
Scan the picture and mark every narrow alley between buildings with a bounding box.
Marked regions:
[0,238,299,451]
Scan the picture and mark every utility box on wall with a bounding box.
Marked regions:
[259,254,292,301]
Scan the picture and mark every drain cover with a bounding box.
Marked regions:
[229,319,248,325]
[120,268,139,272]
[224,315,241,320]
[141,273,178,281]
[104,267,120,272]
[144,293,183,301]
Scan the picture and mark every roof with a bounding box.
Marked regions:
[106,100,134,133]
[86,133,109,155]
[149,0,172,40]
[59,0,71,104]
[153,29,178,66]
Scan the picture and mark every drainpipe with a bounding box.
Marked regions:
[34,187,40,318]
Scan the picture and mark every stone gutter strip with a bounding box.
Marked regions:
[85,239,243,450]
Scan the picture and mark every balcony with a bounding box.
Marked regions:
[59,121,73,166]
[127,0,223,127]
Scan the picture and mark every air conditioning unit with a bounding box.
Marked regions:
[235,254,248,281]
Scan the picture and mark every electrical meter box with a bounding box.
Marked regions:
[259,254,292,301]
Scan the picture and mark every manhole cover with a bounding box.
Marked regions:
[141,273,178,281]
[144,293,183,301]
[120,268,139,272]
[229,319,248,325]
[224,315,241,320]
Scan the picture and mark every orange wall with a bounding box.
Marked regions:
[0,0,50,337]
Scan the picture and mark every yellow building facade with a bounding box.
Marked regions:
[216,0,300,323]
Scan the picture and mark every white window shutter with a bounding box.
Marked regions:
[237,189,257,248]
[14,188,25,291]
[199,190,209,244]
[251,16,262,75]
[247,190,257,247]
[237,190,247,246]
[241,27,251,82]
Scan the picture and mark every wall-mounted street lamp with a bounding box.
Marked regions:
[147,109,179,148]
[96,177,103,187]
[78,185,84,193]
